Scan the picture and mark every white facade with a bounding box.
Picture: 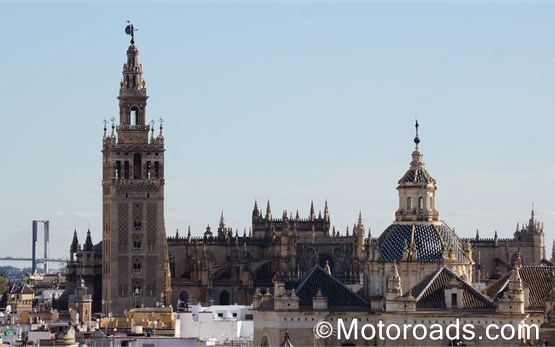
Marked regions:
[176,304,253,343]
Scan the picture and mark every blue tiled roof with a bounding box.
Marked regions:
[377,223,468,262]
[400,168,435,184]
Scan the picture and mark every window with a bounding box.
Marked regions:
[133,241,142,253]
[115,161,121,179]
[451,293,458,308]
[154,161,160,178]
[124,161,130,179]
[146,161,151,179]
[407,197,412,210]
[133,153,142,179]
[418,197,424,211]
[130,109,137,125]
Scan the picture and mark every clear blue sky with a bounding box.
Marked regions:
[1,2,554,266]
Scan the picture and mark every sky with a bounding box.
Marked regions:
[1,2,555,268]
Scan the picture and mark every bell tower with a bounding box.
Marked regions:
[102,24,171,315]
[395,121,440,222]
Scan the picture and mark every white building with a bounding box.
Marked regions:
[177,304,253,343]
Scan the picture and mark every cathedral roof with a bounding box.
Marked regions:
[406,267,495,310]
[377,222,468,262]
[295,265,369,309]
[485,266,555,309]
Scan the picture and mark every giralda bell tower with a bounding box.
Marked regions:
[102,25,171,314]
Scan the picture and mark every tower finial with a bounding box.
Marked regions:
[159,117,164,137]
[110,117,115,137]
[414,118,420,146]
[103,119,108,137]
[125,21,137,45]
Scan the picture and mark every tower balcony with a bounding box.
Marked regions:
[117,124,150,132]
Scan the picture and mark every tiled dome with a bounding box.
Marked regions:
[377,222,468,262]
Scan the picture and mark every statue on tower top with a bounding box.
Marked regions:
[125,21,137,44]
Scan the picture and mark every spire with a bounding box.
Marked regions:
[252,200,259,215]
[219,211,226,230]
[324,200,329,222]
[309,200,315,221]
[266,200,272,221]
[70,229,79,252]
[175,228,179,239]
[84,228,94,251]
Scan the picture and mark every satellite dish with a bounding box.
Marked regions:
[125,25,133,35]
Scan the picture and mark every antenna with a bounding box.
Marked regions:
[125,21,137,44]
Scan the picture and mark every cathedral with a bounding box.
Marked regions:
[65,33,548,321]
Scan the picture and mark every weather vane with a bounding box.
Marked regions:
[414,117,420,145]
[125,21,137,44]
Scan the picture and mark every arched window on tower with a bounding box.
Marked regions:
[407,197,412,210]
[146,161,151,179]
[133,260,142,274]
[418,197,424,211]
[115,161,121,179]
[154,161,160,179]
[430,197,434,210]
[124,161,130,179]
[130,109,138,126]
[133,153,142,179]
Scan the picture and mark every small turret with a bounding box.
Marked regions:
[70,229,79,253]
[84,228,94,251]
[266,200,272,221]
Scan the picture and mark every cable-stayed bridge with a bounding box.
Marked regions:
[0,220,68,273]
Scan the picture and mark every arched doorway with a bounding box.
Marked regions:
[219,290,230,305]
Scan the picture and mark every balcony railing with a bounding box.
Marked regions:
[132,247,143,253]
[133,269,143,275]
[117,124,150,131]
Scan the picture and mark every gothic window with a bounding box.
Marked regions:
[407,197,412,210]
[146,161,151,179]
[154,161,160,179]
[133,75,137,88]
[124,161,130,179]
[169,254,175,278]
[133,153,142,179]
[115,161,121,179]
[418,197,424,211]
